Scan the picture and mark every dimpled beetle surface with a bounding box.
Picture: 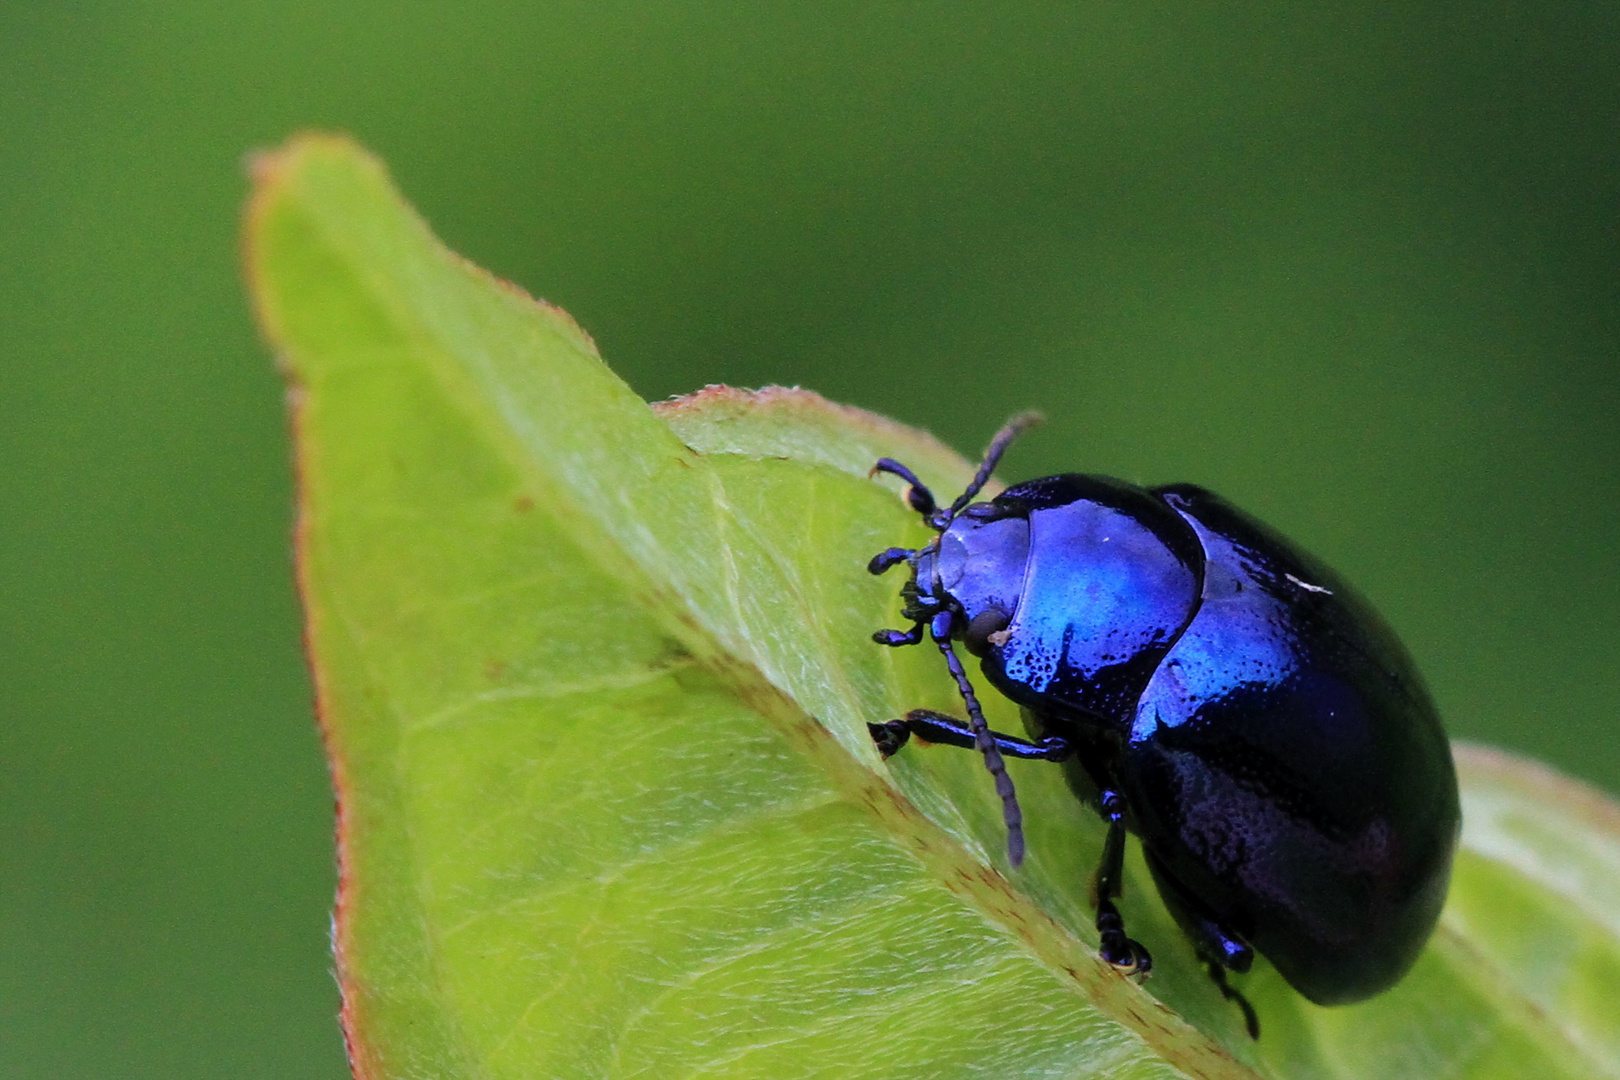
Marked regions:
[867,415,1460,1037]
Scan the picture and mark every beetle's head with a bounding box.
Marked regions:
[867,412,1040,654]
[894,504,1030,656]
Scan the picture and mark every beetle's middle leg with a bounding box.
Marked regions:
[1093,790,1153,977]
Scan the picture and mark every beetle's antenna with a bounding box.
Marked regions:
[944,411,1044,524]
[933,618,1026,866]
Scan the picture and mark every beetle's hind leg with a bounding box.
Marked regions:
[1207,961,1261,1040]
[1143,849,1260,1038]
[1093,791,1153,977]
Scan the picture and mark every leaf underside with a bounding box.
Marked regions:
[246,134,1620,1080]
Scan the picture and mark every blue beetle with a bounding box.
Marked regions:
[867,415,1460,1036]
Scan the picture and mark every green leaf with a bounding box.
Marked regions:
[246,134,1620,1080]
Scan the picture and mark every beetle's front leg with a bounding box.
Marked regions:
[868,709,1072,761]
[867,547,915,575]
[1093,790,1152,977]
[872,623,925,647]
[870,459,938,520]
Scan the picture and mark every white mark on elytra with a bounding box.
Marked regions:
[1286,573,1332,595]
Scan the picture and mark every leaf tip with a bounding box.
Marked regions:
[242,132,372,345]
[242,129,374,228]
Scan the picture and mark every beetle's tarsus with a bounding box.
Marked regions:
[1097,898,1153,976]
[872,626,924,647]
[867,720,910,758]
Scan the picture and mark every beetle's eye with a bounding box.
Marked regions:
[962,607,1012,657]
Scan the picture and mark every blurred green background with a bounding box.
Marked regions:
[2,1,1616,1076]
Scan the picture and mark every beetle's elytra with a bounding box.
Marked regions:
[867,414,1460,1037]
